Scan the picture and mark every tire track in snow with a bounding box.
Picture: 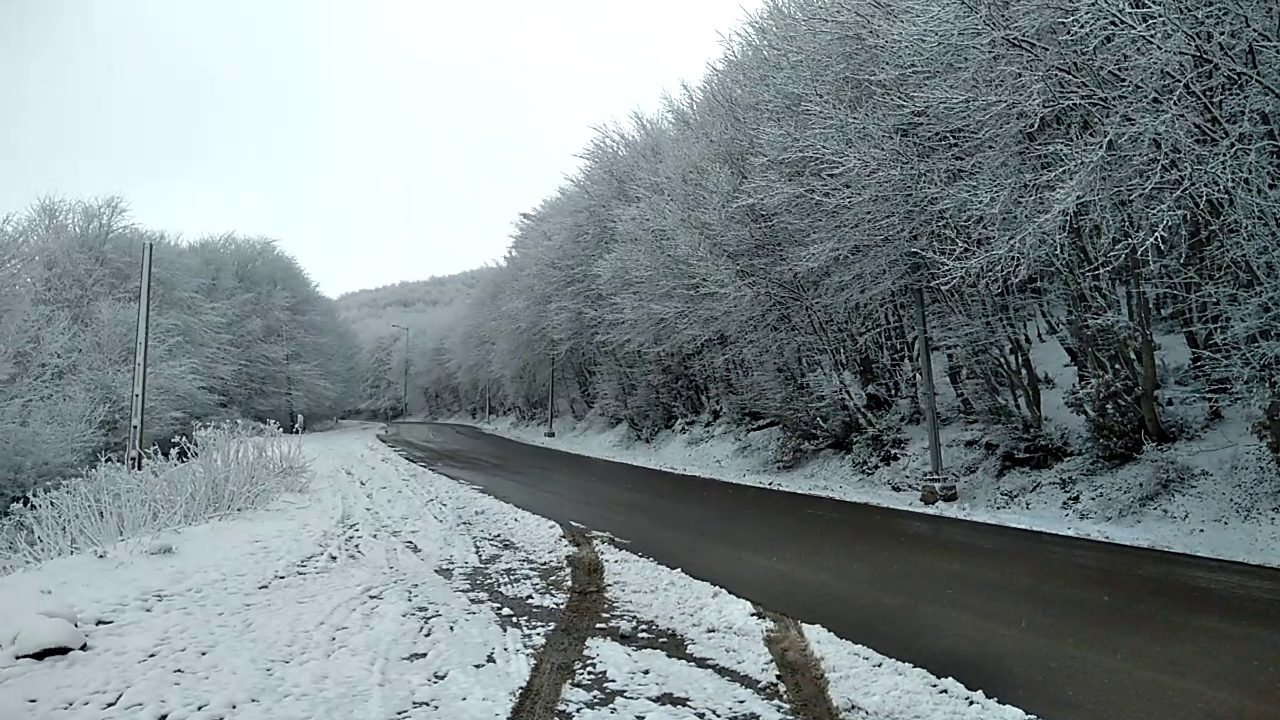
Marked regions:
[507,525,605,720]
[756,606,849,720]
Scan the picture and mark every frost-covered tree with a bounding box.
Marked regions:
[339,0,1280,477]
[0,197,358,507]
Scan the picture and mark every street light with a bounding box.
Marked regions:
[544,353,556,437]
[913,284,955,504]
[544,346,572,438]
[391,324,409,419]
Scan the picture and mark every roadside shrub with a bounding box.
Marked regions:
[0,420,309,571]
[1072,374,1146,464]
[1084,442,1202,522]
[997,430,1073,476]
[1227,444,1280,519]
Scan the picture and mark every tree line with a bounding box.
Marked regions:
[1,197,357,507]
[348,0,1280,474]
[12,0,1273,507]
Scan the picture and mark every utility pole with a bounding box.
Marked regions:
[544,354,556,437]
[391,324,409,419]
[484,379,491,424]
[282,324,295,432]
[126,242,154,471]
[914,285,955,503]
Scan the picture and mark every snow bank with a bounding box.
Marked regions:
[10,616,86,660]
[594,540,778,687]
[806,624,1028,720]
[0,421,310,571]
[565,638,789,720]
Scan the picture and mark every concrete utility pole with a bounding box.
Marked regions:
[391,324,409,419]
[544,354,556,437]
[126,242,154,471]
[914,285,956,503]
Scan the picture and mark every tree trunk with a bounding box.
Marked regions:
[1066,289,1093,386]
[903,336,922,424]
[945,351,974,418]
[1040,304,1062,336]
[1010,334,1043,430]
[1132,264,1171,443]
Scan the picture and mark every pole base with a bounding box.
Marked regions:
[920,484,940,505]
[921,474,959,505]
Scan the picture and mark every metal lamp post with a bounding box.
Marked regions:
[544,353,556,437]
[913,284,955,503]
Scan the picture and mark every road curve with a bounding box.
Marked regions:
[384,422,1280,720]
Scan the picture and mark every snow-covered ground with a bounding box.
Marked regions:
[1,424,1032,719]
[1,425,564,719]
[463,334,1280,569]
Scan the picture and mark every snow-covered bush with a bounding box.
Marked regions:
[1160,397,1216,442]
[845,422,907,475]
[1083,442,1203,522]
[0,420,309,571]
[1074,374,1147,464]
[1221,443,1280,521]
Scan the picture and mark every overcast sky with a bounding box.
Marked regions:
[0,0,759,297]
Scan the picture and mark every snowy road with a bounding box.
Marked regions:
[387,422,1280,720]
[2,424,1033,720]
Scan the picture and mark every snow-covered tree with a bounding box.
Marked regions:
[337,0,1280,477]
[0,197,358,507]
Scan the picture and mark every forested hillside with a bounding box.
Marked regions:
[336,268,496,419]
[0,197,357,507]
[345,0,1280,501]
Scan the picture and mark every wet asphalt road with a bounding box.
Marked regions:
[384,422,1280,720]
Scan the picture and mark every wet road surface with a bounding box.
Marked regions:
[384,422,1280,720]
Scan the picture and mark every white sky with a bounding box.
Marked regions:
[0,0,759,297]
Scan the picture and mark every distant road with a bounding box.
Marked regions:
[384,422,1280,720]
